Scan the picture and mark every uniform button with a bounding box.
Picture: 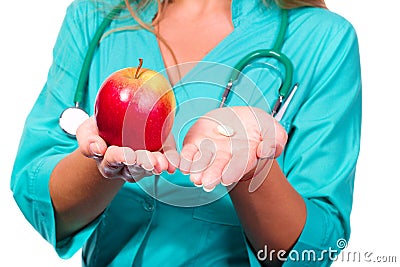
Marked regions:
[143,200,155,212]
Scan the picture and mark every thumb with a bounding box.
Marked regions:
[76,116,108,158]
[254,109,288,159]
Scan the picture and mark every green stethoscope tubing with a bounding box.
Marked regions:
[73,3,125,106]
[225,9,293,107]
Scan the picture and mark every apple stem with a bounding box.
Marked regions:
[135,58,143,79]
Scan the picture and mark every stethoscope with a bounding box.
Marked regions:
[59,4,298,136]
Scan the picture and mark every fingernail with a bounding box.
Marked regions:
[122,147,136,165]
[259,146,276,159]
[221,181,233,187]
[193,182,203,188]
[203,186,215,192]
[140,164,154,172]
[90,142,103,157]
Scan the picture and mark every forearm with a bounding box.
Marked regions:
[229,159,306,265]
[49,149,124,241]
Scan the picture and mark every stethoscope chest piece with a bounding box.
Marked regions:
[59,106,89,136]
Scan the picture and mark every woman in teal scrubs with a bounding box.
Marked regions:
[11,0,361,266]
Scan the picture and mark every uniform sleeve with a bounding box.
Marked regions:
[246,17,362,266]
[10,1,102,259]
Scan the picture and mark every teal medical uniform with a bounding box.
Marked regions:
[11,0,362,266]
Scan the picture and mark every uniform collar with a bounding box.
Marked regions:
[138,0,280,27]
[231,0,278,27]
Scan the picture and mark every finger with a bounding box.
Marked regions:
[121,147,137,165]
[256,139,276,159]
[160,133,180,174]
[189,151,208,186]
[201,150,231,192]
[220,148,250,186]
[247,108,287,159]
[189,151,204,186]
[190,140,216,186]
[121,150,155,182]
[162,132,177,152]
[164,149,180,174]
[104,146,137,164]
[273,120,288,156]
[179,144,199,174]
[136,150,156,171]
[99,146,126,178]
[76,116,107,158]
[123,164,151,182]
[152,152,169,174]
[257,119,288,159]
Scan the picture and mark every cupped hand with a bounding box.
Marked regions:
[76,117,179,182]
[179,106,287,191]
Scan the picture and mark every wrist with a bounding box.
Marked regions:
[239,158,273,182]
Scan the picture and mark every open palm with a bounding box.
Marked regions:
[179,106,287,191]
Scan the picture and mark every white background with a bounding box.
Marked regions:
[1,0,399,266]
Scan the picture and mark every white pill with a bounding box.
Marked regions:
[216,124,235,137]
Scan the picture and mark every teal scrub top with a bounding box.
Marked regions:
[11,0,362,266]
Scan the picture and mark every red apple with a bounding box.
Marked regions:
[94,59,176,152]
